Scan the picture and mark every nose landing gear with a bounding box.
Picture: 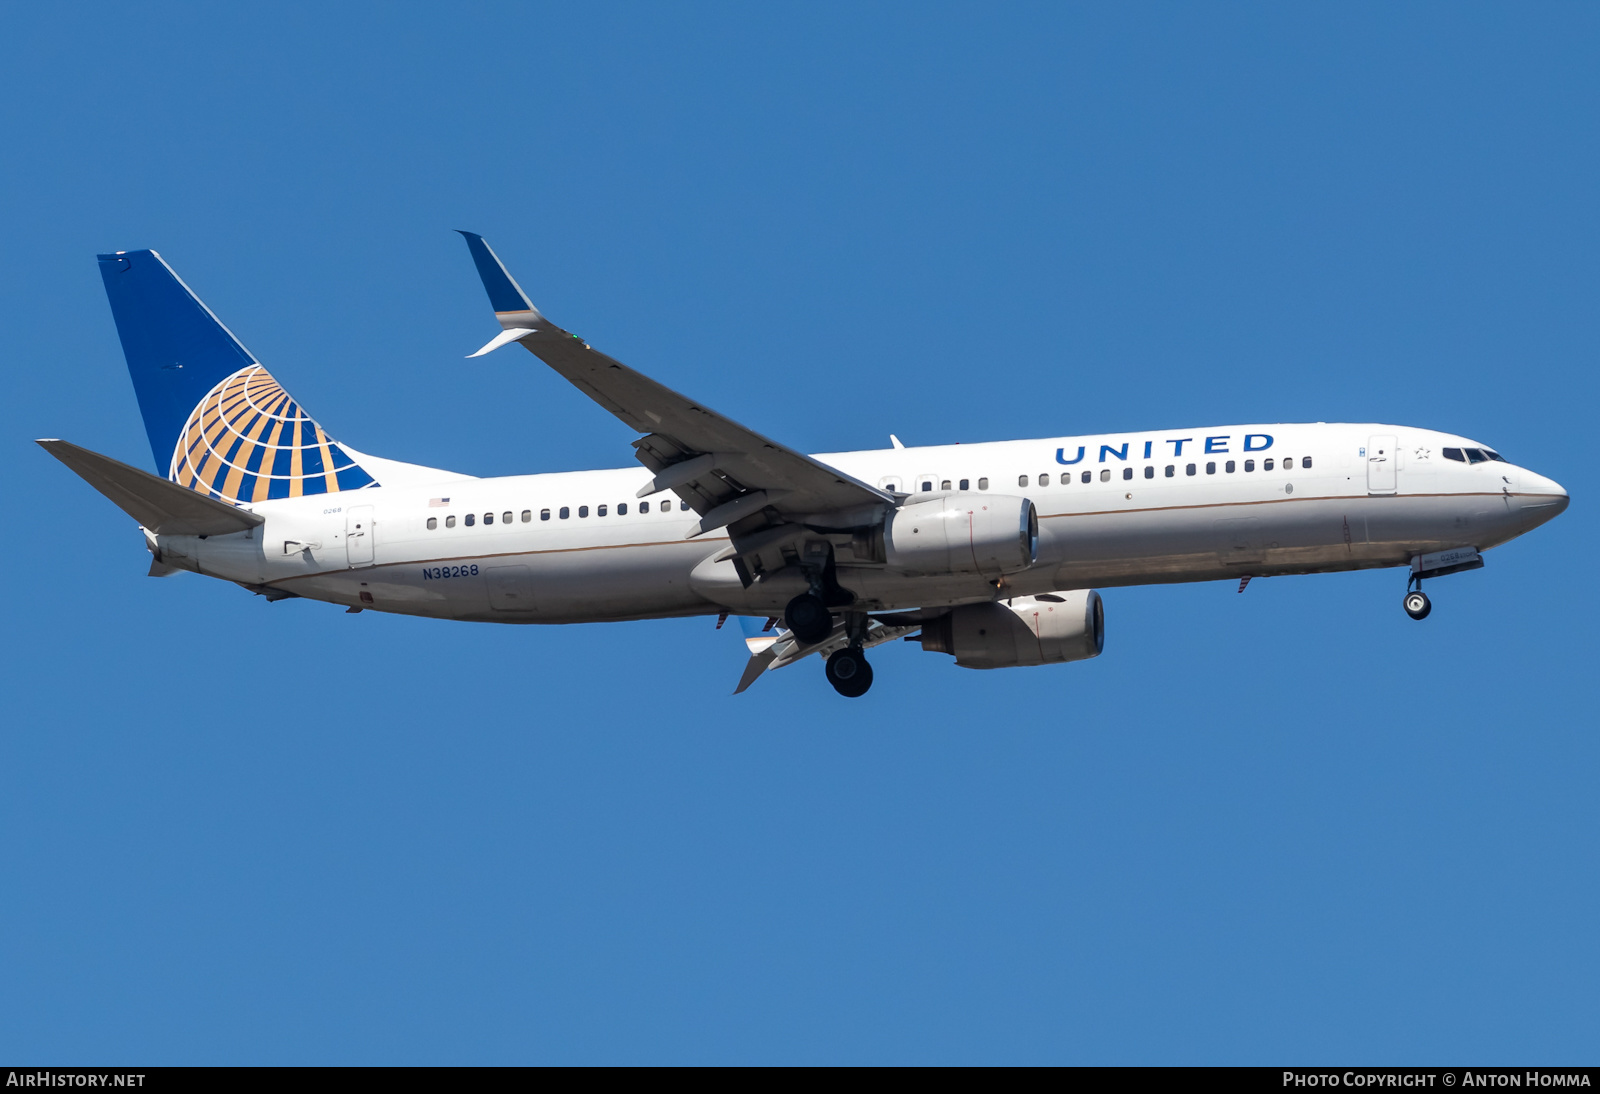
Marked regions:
[825,647,873,698]
[1403,574,1431,621]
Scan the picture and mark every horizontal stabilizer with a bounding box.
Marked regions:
[38,439,265,536]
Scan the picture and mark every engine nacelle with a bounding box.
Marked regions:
[883,494,1037,576]
[919,591,1104,669]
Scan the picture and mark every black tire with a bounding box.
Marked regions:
[784,593,833,644]
[825,648,874,698]
[1404,590,1431,620]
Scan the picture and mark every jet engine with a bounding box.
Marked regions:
[918,591,1104,669]
[883,494,1037,576]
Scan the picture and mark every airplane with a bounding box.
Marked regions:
[40,234,1570,697]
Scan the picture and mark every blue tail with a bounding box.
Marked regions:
[98,250,377,504]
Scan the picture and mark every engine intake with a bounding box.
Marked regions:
[883,494,1037,576]
[920,591,1104,669]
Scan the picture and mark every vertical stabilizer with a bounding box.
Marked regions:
[98,250,377,504]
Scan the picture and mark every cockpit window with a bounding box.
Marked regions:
[1465,448,1488,464]
[1486,450,1506,462]
[1443,448,1465,462]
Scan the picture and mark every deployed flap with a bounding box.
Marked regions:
[732,615,919,694]
[38,439,265,536]
[458,233,890,527]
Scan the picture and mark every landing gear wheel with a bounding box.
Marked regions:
[825,648,874,698]
[785,593,833,644]
[1403,590,1431,620]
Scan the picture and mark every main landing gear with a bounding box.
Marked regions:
[1403,574,1432,621]
[784,592,833,644]
[825,647,873,698]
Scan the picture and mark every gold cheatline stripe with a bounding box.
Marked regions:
[1037,489,1539,521]
[271,535,732,585]
[267,489,1549,587]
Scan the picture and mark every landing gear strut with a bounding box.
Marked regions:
[825,647,874,698]
[1403,575,1431,621]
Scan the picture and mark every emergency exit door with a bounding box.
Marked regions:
[346,505,375,567]
[1367,435,1397,496]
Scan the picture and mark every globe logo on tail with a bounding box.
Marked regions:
[170,365,377,504]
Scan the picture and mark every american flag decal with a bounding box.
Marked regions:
[429,498,451,507]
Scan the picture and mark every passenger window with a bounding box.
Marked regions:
[1081,471,1091,484]
[426,516,437,530]
[1060,473,1071,485]
[1122,467,1133,480]
[541,509,551,521]
[1244,460,1254,472]
[465,513,476,526]
[978,478,988,490]
[1225,460,1235,473]
[579,506,589,517]
[521,510,531,522]
[1099,469,1110,482]
[661,500,672,512]
[598,504,608,517]
[618,503,628,515]
[559,507,570,519]
[503,511,513,524]
[1165,465,1174,478]
[1303,457,1313,468]
[942,479,952,490]
[1017,475,1028,487]
[884,483,897,493]
[1464,448,1487,464]
[640,501,650,513]
[1264,458,1275,470]
[1038,474,1049,487]
[446,515,457,528]
[959,479,969,491]
[1283,457,1295,469]
[1144,466,1154,479]
[1206,462,1216,475]
[483,512,493,525]
[923,480,934,492]
[1186,463,1196,476]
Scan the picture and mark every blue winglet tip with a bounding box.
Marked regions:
[455,230,534,314]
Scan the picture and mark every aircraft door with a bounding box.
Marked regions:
[1367,435,1398,496]
[345,505,375,567]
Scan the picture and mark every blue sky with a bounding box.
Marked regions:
[1,2,1596,1064]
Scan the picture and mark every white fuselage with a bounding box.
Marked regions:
[154,423,1569,622]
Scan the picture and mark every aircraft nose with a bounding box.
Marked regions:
[1520,470,1569,518]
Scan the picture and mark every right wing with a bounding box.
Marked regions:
[457,232,891,540]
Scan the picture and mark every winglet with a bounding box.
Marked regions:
[456,231,542,322]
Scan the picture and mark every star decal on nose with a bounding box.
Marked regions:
[1414,446,1432,460]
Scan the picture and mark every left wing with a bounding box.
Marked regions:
[457,232,890,540]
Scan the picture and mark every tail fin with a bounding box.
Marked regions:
[98,250,377,504]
